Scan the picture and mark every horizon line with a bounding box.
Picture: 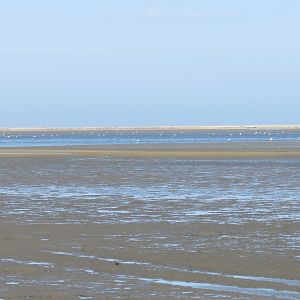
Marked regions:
[1,125,300,132]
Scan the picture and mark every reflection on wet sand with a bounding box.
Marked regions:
[1,144,300,299]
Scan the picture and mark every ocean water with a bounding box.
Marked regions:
[1,129,300,147]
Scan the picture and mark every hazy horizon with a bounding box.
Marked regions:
[0,0,299,127]
[1,124,300,131]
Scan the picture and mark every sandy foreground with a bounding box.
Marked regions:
[1,222,300,299]
[1,143,300,299]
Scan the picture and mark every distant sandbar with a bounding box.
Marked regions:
[1,125,300,133]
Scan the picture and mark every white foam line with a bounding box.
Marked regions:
[227,274,300,287]
[48,251,300,287]
[0,258,54,268]
[139,278,300,299]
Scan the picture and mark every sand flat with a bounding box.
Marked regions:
[1,149,300,158]
[1,142,300,158]
[1,143,300,299]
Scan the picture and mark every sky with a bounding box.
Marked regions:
[0,0,299,127]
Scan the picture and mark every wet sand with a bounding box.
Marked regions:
[1,141,300,158]
[1,143,300,299]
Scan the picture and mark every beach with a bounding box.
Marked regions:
[1,125,300,132]
[2,0,299,296]
[1,135,300,299]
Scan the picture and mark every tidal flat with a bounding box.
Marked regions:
[1,142,300,299]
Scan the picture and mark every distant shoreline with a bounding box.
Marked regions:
[1,143,300,158]
[1,125,300,132]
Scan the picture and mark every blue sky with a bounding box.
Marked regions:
[0,0,299,127]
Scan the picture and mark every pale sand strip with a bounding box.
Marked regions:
[1,125,300,132]
[1,149,300,158]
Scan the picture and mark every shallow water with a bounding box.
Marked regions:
[0,143,300,298]
[1,129,300,147]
